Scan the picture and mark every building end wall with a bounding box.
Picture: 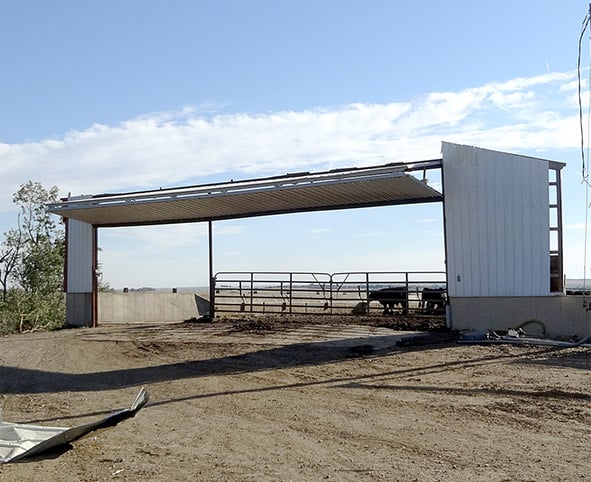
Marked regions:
[442,142,551,297]
[449,296,591,338]
[65,219,96,327]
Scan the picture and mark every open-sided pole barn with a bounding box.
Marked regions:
[48,142,588,337]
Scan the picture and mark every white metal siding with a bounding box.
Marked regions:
[443,142,550,297]
[66,219,94,293]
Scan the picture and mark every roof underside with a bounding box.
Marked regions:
[48,161,443,227]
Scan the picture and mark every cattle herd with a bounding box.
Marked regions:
[367,286,446,315]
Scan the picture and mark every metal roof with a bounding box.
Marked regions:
[48,161,443,227]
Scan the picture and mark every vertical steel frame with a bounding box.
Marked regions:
[549,163,564,292]
[208,220,215,318]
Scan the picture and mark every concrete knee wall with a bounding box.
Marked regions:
[98,292,208,323]
[66,292,210,325]
[449,296,591,338]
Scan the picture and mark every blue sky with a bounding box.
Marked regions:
[1,0,590,288]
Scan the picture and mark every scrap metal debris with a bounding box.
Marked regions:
[0,387,149,463]
[458,330,591,348]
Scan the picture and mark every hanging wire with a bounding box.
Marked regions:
[578,9,591,182]
[587,18,591,300]
[588,22,591,174]
[579,5,591,299]
[585,168,590,298]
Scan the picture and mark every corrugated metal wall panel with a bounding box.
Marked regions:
[66,219,94,293]
[443,143,550,297]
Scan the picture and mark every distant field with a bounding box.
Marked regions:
[566,279,589,289]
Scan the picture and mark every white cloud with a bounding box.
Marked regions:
[214,224,245,236]
[565,222,588,230]
[0,70,581,220]
[99,222,245,253]
[100,224,208,251]
[308,228,334,235]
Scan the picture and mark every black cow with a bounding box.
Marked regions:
[420,287,446,313]
[368,287,408,315]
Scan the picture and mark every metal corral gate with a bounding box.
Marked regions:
[213,271,446,316]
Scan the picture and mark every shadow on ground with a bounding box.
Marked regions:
[1,333,445,396]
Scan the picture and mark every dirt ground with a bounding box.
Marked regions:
[0,317,589,482]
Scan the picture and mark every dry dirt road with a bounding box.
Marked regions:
[0,319,589,481]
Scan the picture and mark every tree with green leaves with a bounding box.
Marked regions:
[0,181,65,333]
[12,182,64,294]
[0,228,22,302]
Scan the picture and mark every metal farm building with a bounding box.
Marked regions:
[48,142,590,338]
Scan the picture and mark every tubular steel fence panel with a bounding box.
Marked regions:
[213,271,446,317]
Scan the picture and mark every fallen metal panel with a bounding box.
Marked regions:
[0,387,149,463]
